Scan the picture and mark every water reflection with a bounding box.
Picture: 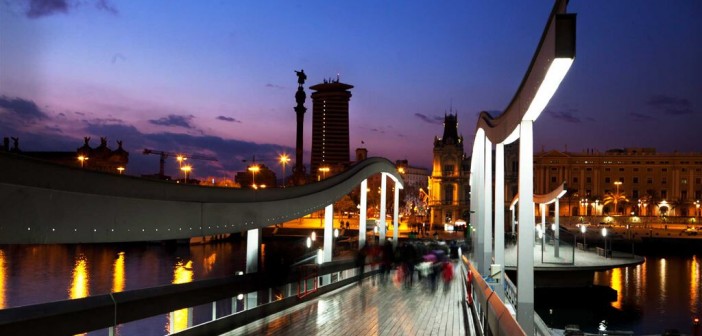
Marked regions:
[610,268,623,309]
[169,259,193,333]
[112,252,125,293]
[0,249,6,309]
[691,255,699,312]
[659,258,667,304]
[70,254,89,299]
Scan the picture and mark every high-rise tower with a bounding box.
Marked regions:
[309,77,353,177]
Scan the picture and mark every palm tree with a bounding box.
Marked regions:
[602,192,629,215]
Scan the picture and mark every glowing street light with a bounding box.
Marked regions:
[696,200,700,218]
[580,224,587,249]
[77,155,88,168]
[613,181,622,215]
[117,167,125,174]
[601,227,608,258]
[181,165,192,183]
[176,155,187,169]
[319,166,330,180]
[248,165,260,189]
[279,153,290,187]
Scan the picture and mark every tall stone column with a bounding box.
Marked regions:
[292,70,307,185]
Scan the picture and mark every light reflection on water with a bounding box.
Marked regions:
[112,252,125,293]
[591,254,702,334]
[0,249,6,309]
[70,254,89,299]
[168,259,194,333]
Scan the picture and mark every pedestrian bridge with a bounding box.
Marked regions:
[0,152,403,244]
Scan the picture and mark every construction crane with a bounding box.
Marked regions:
[143,149,218,179]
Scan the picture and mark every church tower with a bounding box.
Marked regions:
[428,114,471,228]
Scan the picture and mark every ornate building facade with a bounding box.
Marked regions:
[427,114,471,227]
[533,148,702,217]
[309,78,353,179]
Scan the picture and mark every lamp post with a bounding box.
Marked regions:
[696,200,700,219]
[279,154,290,187]
[117,167,125,174]
[181,165,192,183]
[77,155,88,168]
[319,166,330,180]
[580,224,587,250]
[248,165,260,189]
[601,227,608,258]
[614,181,622,215]
[176,155,187,169]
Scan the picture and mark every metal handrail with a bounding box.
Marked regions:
[0,259,360,336]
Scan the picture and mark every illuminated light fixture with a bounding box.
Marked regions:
[334,228,339,238]
[117,167,125,174]
[306,237,311,248]
[601,228,608,237]
[311,231,316,241]
[317,248,324,265]
[523,14,576,122]
[580,225,586,234]
[523,58,573,121]
[237,294,244,300]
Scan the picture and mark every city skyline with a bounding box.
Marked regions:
[1,1,700,179]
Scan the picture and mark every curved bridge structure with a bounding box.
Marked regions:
[0,152,403,244]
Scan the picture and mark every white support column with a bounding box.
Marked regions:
[555,199,560,258]
[393,181,400,247]
[517,120,535,335]
[494,142,505,300]
[473,130,486,274]
[245,228,259,310]
[379,173,387,243]
[359,179,368,249]
[541,203,546,247]
[483,137,493,274]
[323,204,333,284]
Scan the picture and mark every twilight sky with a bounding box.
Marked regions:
[1,0,701,180]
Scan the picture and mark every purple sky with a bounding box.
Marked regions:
[1,0,700,180]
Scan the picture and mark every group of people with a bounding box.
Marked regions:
[356,240,455,292]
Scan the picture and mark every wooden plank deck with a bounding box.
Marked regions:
[221,264,475,336]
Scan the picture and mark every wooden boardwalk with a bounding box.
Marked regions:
[221,265,475,336]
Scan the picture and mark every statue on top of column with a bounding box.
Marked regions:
[294,69,307,87]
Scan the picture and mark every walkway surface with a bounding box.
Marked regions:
[503,240,644,271]
[221,265,475,336]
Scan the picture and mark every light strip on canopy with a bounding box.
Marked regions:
[523,58,573,122]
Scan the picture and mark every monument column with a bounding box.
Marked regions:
[293,69,307,185]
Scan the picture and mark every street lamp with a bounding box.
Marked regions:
[601,227,608,258]
[176,155,187,169]
[117,167,125,174]
[248,165,260,189]
[181,165,192,183]
[696,200,700,218]
[77,155,88,168]
[279,153,290,187]
[580,224,587,249]
[614,181,622,215]
[319,166,330,180]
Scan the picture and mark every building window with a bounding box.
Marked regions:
[633,177,639,184]
[661,190,667,199]
[662,178,667,184]
[697,178,701,184]
[662,168,668,172]
[633,190,639,199]
[605,168,611,172]
[605,177,611,183]
[682,190,688,200]
[681,178,687,185]
[586,177,592,183]
[573,177,578,183]
[647,178,653,184]
[444,184,454,204]
[551,176,557,183]
[443,164,454,175]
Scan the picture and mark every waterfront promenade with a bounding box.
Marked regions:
[222,264,475,336]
